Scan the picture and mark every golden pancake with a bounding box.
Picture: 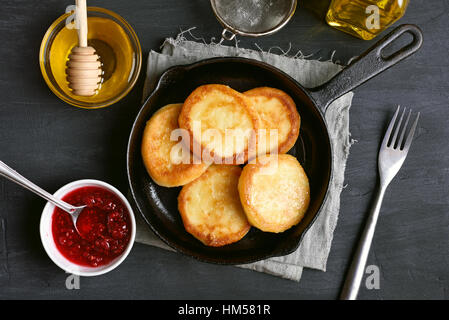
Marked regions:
[178,165,251,247]
[178,84,260,165]
[141,103,209,187]
[244,87,300,156]
[238,154,310,233]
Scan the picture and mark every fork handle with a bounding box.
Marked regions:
[0,160,76,214]
[340,185,387,300]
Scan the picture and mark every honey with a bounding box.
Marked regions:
[49,16,135,104]
[326,0,409,40]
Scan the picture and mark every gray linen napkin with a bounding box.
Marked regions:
[136,36,354,281]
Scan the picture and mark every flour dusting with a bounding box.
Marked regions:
[214,0,293,33]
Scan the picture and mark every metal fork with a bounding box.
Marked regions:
[340,106,420,300]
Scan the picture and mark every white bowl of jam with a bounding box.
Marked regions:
[40,179,136,276]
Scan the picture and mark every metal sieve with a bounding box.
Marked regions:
[210,0,297,41]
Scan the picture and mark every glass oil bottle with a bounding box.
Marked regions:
[326,0,410,40]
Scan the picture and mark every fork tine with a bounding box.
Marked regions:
[402,112,420,151]
[381,105,400,147]
[390,107,406,147]
[397,109,412,149]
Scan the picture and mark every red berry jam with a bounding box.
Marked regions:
[52,186,132,267]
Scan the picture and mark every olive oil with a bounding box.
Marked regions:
[49,16,134,103]
[326,0,409,40]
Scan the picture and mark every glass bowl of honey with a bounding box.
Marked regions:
[40,7,142,109]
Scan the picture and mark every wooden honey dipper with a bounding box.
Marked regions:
[66,0,102,96]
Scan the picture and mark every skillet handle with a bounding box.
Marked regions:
[309,24,423,111]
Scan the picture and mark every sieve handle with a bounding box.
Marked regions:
[221,28,236,42]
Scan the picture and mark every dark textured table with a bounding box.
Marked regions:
[0,0,448,300]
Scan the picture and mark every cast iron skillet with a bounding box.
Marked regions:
[127,25,423,264]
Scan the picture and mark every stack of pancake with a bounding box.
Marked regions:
[141,84,310,247]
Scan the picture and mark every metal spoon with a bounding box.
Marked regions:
[0,160,85,234]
